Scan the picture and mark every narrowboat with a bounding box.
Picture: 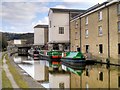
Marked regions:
[39,50,62,61]
[61,51,86,70]
[28,48,40,60]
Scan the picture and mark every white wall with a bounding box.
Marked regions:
[49,73,70,88]
[34,62,45,81]
[49,12,69,43]
[14,40,21,44]
[34,28,44,45]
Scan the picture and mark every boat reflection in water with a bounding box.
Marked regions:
[14,55,120,89]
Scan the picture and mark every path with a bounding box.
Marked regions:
[3,54,19,88]
[0,52,2,89]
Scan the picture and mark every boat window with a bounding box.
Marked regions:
[59,82,64,89]
[53,44,59,50]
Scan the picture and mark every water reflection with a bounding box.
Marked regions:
[14,55,120,88]
[14,56,49,81]
[71,64,120,89]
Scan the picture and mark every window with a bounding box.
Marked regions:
[49,21,51,28]
[99,44,103,54]
[86,68,89,76]
[75,21,78,29]
[118,76,120,87]
[98,11,102,21]
[85,29,88,37]
[59,27,64,34]
[118,43,120,54]
[53,44,59,50]
[59,82,64,89]
[86,45,89,53]
[85,16,88,25]
[118,3,120,14]
[75,32,79,40]
[98,26,103,36]
[99,72,103,81]
[118,22,120,32]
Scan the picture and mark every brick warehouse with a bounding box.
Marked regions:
[70,0,120,63]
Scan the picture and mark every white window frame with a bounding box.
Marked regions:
[98,11,102,21]
[75,21,78,29]
[85,16,88,25]
[98,26,103,36]
[59,27,64,34]
[85,29,88,37]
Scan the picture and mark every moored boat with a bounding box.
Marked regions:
[61,51,86,70]
[39,50,62,61]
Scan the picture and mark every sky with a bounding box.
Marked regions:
[1,0,107,33]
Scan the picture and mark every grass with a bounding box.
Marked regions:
[1,53,13,89]
[2,70,13,89]
[5,54,29,88]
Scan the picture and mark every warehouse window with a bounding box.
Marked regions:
[118,76,120,87]
[118,3,120,14]
[99,44,103,54]
[86,68,89,76]
[59,27,64,34]
[85,29,88,37]
[98,11,102,21]
[75,21,78,29]
[98,26,103,36]
[85,16,88,25]
[86,45,89,53]
[118,22,120,32]
[99,72,103,81]
[75,32,79,40]
[118,44,120,54]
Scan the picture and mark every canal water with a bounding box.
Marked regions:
[13,55,120,89]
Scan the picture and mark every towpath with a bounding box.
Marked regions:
[3,54,19,88]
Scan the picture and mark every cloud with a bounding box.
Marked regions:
[62,0,106,4]
[53,5,67,9]
[32,16,48,26]
[1,0,106,4]
[2,2,49,25]
[1,2,49,33]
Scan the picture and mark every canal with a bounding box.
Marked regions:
[13,55,120,89]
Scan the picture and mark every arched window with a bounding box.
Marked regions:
[99,72,103,81]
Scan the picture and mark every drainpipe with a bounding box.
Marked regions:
[69,11,71,51]
[107,5,110,89]
[80,17,82,52]
[107,5,110,60]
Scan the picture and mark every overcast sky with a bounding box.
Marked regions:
[1,0,106,33]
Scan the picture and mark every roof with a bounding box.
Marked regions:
[71,0,119,20]
[83,1,108,15]
[50,8,86,13]
[34,25,48,28]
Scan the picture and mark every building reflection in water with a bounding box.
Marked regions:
[14,55,120,88]
[71,64,120,89]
